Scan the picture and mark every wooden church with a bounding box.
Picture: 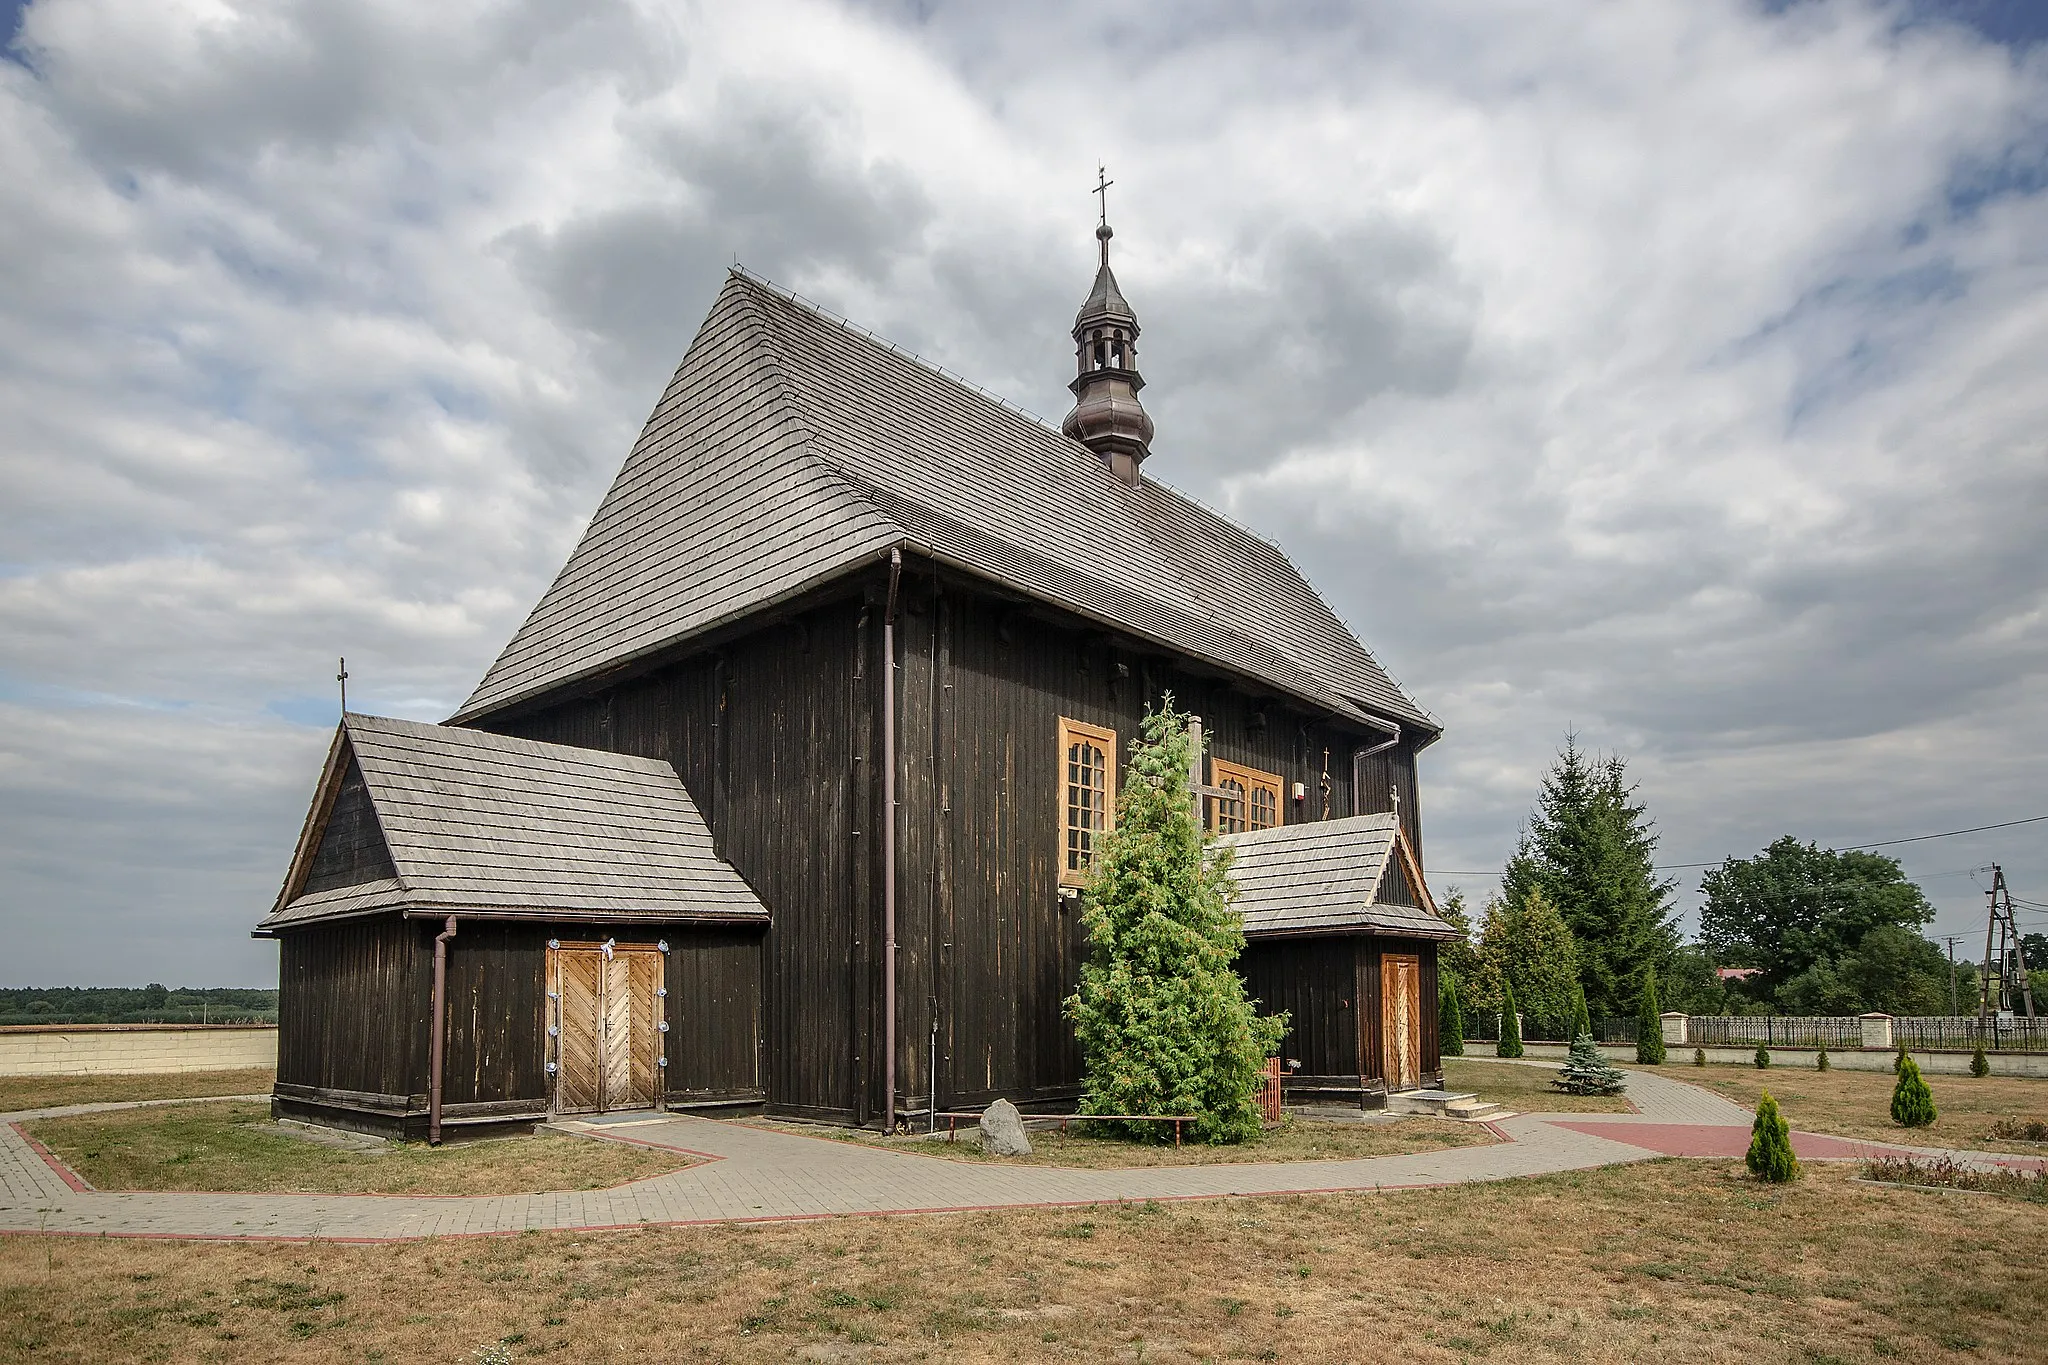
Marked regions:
[257,209,1458,1140]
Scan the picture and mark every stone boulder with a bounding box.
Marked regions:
[978,1098,1033,1156]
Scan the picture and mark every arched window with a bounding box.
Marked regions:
[1211,759,1284,834]
[1214,777,1248,834]
[1059,718,1118,883]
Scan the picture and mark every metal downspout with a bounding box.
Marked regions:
[429,915,458,1145]
[881,547,902,1132]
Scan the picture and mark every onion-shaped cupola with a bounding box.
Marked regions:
[1062,174,1154,485]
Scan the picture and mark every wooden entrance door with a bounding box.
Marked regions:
[551,945,663,1115]
[1380,953,1424,1093]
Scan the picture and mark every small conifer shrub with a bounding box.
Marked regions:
[1894,1043,1907,1075]
[1746,1090,1800,1183]
[1439,972,1465,1059]
[1971,1044,1990,1078]
[1891,1055,1937,1128]
[1496,980,1524,1059]
[1693,1047,1706,1068]
[1754,1044,1771,1070]
[1635,968,1665,1066]
[1816,1045,1830,1072]
[1571,986,1592,1043]
[1553,1033,1627,1096]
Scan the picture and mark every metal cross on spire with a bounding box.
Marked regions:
[1094,164,1114,228]
[337,656,349,715]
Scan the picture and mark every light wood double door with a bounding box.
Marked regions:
[1380,953,1424,1093]
[551,944,663,1115]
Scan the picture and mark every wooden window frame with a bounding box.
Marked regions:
[1058,717,1118,887]
[1209,757,1284,835]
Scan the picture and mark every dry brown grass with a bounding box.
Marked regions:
[1686,1063,2048,1154]
[4,1159,2044,1363]
[753,1113,1494,1167]
[1444,1057,1636,1113]
[22,1102,694,1196]
[0,1068,274,1114]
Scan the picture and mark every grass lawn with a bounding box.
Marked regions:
[1685,1062,2048,1155]
[753,1113,1495,1168]
[22,1102,694,1196]
[0,1068,275,1114]
[4,1160,2044,1363]
[1443,1057,1635,1114]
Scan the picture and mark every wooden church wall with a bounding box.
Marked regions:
[484,585,877,1123]
[275,916,430,1107]
[1238,938,1359,1085]
[895,568,1424,1113]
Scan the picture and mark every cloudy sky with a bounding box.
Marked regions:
[2,0,2044,986]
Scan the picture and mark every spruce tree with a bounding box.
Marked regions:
[1501,737,1679,1016]
[1635,968,1666,1065]
[1066,699,1287,1144]
[1890,1055,1936,1128]
[1496,979,1524,1058]
[1439,971,1466,1059]
[1746,1090,1800,1183]
[1553,1033,1627,1095]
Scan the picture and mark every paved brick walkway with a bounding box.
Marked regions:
[0,1070,2033,1242]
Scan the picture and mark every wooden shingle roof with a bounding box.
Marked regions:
[259,714,767,930]
[453,271,1435,734]
[1219,814,1456,940]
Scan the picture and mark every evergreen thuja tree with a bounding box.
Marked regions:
[1891,1055,1936,1128]
[1636,968,1666,1065]
[1066,699,1287,1145]
[1496,979,1524,1058]
[1746,1090,1799,1183]
[1970,1043,1990,1078]
[1440,971,1466,1058]
[1571,984,1592,1042]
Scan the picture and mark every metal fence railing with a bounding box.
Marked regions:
[1460,1013,1636,1045]
[1688,1015,1863,1049]
[1894,1016,2048,1053]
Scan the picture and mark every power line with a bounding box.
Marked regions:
[1426,813,2048,881]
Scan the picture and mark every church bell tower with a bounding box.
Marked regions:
[1062,169,1154,485]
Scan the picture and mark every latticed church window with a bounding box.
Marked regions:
[1058,718,1118,885]
[1210,758,1283,835]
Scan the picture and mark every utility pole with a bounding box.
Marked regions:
[1941,936,1964,1017]
[1977,864,2035,1024]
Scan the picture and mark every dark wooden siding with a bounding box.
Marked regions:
[1355,738,1425,858]
[485,588,874,1122]
[667,926,766,1104]
[301,752,396,895]
[275,915,427,1102]
[1240,938,1358,1081]
[439,921,550,1110]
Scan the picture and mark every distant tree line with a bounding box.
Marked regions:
[1440,735,1971,1028]
[0,986,278,1025]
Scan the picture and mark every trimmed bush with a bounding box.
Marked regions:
[1635,968,1665,1066]
[1496,980,1524,1059]
[1553,1033,1627,1096]
[1746,1090,1800,1183]
[1971,1044,1990,1078]
[1754,1044,1771,1070]
[1891,1056,1936,1128]
[1693,1047,1706,1068]
[1816,1045,1830,1072]
[1440,972,1466,1059]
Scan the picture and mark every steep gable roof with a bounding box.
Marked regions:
[1220,813,1453,940]
[259,714,767,930]
[454,271,1434,734]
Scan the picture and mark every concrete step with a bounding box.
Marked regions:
[1384,1089,1510,1123]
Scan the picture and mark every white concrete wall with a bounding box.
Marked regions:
[0,1025,277,1076]
[1476,1040,2048,1078]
